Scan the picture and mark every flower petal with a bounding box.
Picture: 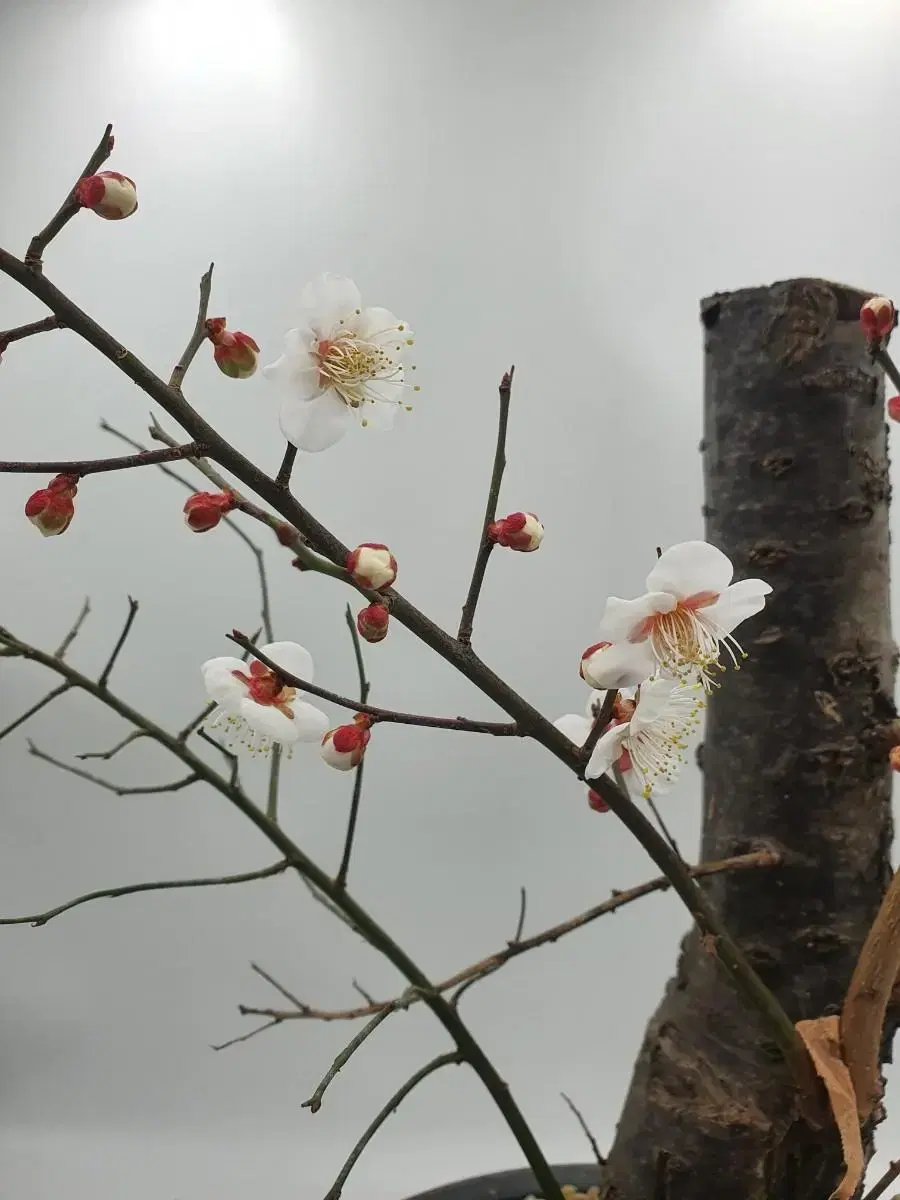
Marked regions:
[259,641,315,683]
[646,540,733,601]
[702,578,772,634]
[554,713,592,746]
[202,656,247,708]
[581,639,657,688]
[239,699,300,744]
[585,724,629,782]
[280,391,353,452]
[630,676,679,733]
[596,594,675,643]
[356,306,408,345]
[300,274,362,334]
[288,701,331,742]
[359,398,400,431]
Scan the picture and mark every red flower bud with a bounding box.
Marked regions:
[25,473,78,537]
[487,511,544,552]
[346,543,398,590]
[321,717,372,770]
[357,603,390,643]
[183,491,235,533]
[587,789,610,813]
[75,171,138,220]
[889,396,900,423]
[890,745,900,773]
[205,318,259,379]
[860,296,895,343]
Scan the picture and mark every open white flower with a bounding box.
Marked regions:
[583,676,705,798]
[555,689,639,794]
[201,641,329,754]
[263,274,415,453]
[595,540,771,688]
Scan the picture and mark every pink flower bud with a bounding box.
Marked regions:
[890,745,900,773]
[25,473,78,536]
[75,171,138,220]
[346,543,398,590]
[860,296,895,343]
[889,396,900,423]
[357,603,390,643]
[587,788,610,813]
[183,491,235,533]
[487,511,544,552]
[205,318,260,379]
[321,717,371,771]
[580,641,651,689]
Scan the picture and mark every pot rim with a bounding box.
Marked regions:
[400,1162,602,1200]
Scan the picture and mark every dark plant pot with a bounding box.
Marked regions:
[402,1163,603,1200]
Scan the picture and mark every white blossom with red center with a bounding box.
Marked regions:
[555,690,638,794]
[201,641,329,753]
[321,716,372,771]
[595,541,771,689]
[580,676,705,798]
[263,274,416,453]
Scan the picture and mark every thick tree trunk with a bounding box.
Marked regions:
[605,279,896,1200]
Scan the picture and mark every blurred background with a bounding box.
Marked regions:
[2,0,899,1196]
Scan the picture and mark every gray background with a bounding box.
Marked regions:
[2,0,899,1196]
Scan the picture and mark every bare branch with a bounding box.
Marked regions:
[240,849,783,1024]
[28,739,198,797]
[323,1053,462,1200]
[275,443,298,488]
[230,632,521,737]
[561,1092,606,1167]
[78,729,147,761]
[352,979,377,1005]
[0,316,63,355]
[862,1158,900,1200]
[580,689,618,767]
[335,604,373,890]
[211,1019,283,1052]
[303,1003,400,1114]
[97,596,139,689]
[177,701,216,743]
[458,366,513,646]
[54,596,91,659]
[266,744,283,822]
[512,886,528,944]
[170,265,214,390]
[0,860,289,927]
[0,443,206,477]
[197,727,240,787]
[25,123,114,268]
[250,962,310,1013]
[0,684,70,742]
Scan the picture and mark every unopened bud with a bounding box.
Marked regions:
[580,641,651,689]
[75,171,138,220]
[889,396,900,423]
[860,296,895,343]
[321,716,371,771]
[25,473,78,536]
[890,745,900,772]
[357,603,390,643]
[347,543,398,590]
[205,318,259,379]
[587,789,610,813]
[183,491,235,533]
[487,511,543,552]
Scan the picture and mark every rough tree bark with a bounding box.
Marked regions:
[604,279,896,1200]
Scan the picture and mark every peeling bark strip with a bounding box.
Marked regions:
[605,279,895,1200]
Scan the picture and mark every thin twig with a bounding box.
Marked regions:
[239,849,783,1024]
[645,792,682,860]
[178,702,216,743]
[458,366,513,646]
[322,1053,462,1200]
[78,729,146,761]
[0,443,205,476]
[28,739,198,797]
[275,443,298,488]
[230,632,520,736]
[211,1019,283,1052]
[197,727,240,787]
[511,886,528,944]
[266,745,282,822]
[352,979,377,1005]
[0,860,289,927]
[0,316,62,354]
[560,1092,606,1167]
[0,684,70,742]
[862,1159,900,1200]
[24,123,114,268]
[170,265,214,390]
[876,347,900,396]
[335,605,372,890]
[580,690,618,767]
[53,596,91,659]
[303,1005,399,1113]
[97,596,139,689]
[250,962,310,1012]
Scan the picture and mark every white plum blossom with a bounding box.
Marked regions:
[263,274,415,453]
[580,639,656,690]
[583,676,705,798]
[201,641,329,754]
[595,540,771,689]
[555,688,639,796]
